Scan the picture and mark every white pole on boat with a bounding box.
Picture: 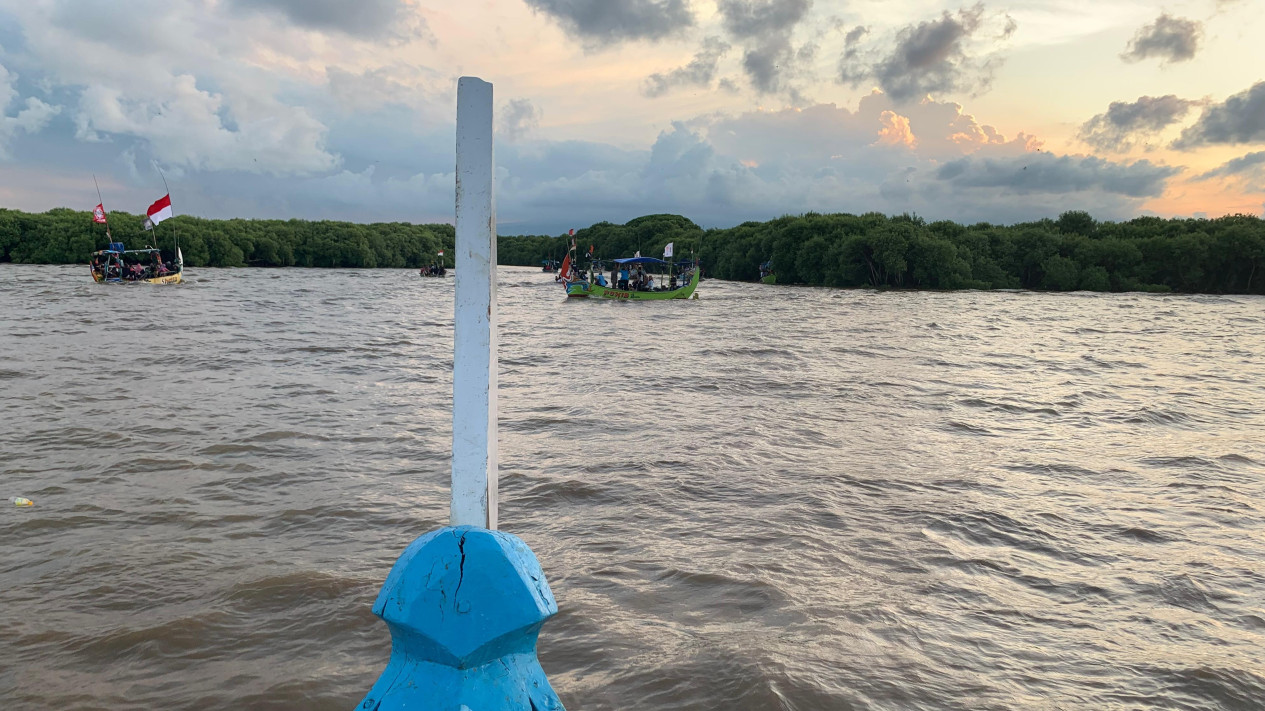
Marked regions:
[358,76,564,711]
[156,166,178,260]
[451,75,498,529]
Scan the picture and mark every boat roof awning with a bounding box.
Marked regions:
[613,257,669,265]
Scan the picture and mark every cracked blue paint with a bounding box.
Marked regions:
[360,526,564,710]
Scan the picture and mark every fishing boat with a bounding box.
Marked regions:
[91,242,183,284]
[89,183,183,284]
[420,250,449,276]
[562,256,699,300]
[542,259,559,273]
[759,259,776,284]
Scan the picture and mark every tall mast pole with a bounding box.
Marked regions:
[93,174,112,241]
[154,164,174,254]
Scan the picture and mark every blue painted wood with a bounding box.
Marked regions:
[359,526,564,710]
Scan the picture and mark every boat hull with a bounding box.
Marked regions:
[761,274,776,284]
[565,270,699,300]
[92,270,182,284]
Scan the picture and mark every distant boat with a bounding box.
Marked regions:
[562,256,699,300]
[759,259,775,284]
[542,259,559,273]
[419,265,448,277]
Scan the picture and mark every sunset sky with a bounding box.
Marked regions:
[0,0,1261,233]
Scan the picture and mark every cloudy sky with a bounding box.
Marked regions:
[0,0,1261,233]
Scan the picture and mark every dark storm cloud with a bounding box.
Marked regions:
[742,35,794,93]
[498,98,541,141]
[1120,14,1201,64]
[1196,151,1265,181]
[840,4,1006,102]
[643,37,731,97]
[712,0,813,95]
[935,154,1179,197]
[229,0,409,38]
[1078,95,1200,152]
[1172,81,1265,149]
[716,0,811,38]
[521,0,694,43]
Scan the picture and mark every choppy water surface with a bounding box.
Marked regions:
[1,264,1263,710]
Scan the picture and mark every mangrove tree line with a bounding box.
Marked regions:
[3,207,1263,294]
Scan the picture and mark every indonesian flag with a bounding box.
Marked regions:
[437,250,444,256]
[92,203,107,224]
[568,228,574,236]
[664,242,674,258]
[146,194,173,227]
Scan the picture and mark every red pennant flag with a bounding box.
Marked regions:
[559,253,572,282]
[92,203,108,224]
[568,228,574,236]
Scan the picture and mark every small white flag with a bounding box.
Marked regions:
[664,242,674,258]
[634,250,641,258]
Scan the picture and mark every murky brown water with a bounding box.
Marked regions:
[2,264,1263,710]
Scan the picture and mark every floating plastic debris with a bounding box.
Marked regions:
[9,497,33,507]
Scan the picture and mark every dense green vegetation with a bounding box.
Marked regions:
[505,211,1265,295]
[0,208,455,269]
[3,206,1263,294]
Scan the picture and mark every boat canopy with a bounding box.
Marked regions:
[612,257,669,266]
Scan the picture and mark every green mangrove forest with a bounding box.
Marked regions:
[2,207,1263,294]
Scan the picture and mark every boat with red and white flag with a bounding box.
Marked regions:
[89,182,183,284]
[420,249,448,277]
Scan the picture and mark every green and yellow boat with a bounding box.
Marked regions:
[563,257,699,300]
